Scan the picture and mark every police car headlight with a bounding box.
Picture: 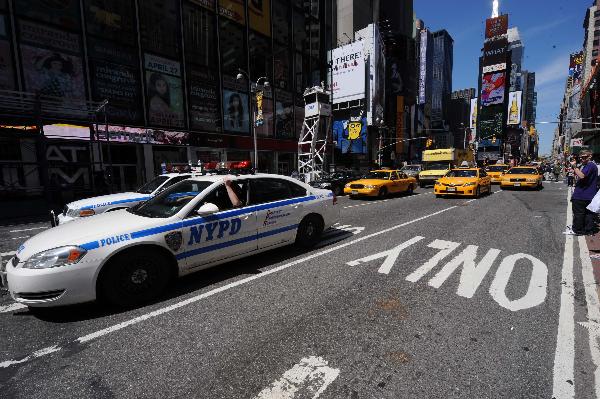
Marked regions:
[22,246,87,269]
[79,209,95,217]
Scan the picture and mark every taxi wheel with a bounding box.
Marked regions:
[295,215,324,248]
[378,188,388,199]
[475,186,481,198]
[99,249,171,307]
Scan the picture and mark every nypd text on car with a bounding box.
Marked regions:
[6,174,339,308]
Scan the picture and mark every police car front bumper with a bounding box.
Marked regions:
[6,257,100,307]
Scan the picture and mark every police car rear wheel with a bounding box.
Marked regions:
[100,250,171,307]
[296,215,324,248]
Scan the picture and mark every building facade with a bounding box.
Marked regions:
[0,0,333,221]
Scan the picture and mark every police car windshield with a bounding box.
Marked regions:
[130,180,212,218]
[136,176,169,194]
[446,170,477,178]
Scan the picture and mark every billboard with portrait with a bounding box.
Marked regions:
[20,45,85,100]
[249,0,270,37]
[569,51,584,86]
[15,0,81,31]
[506,91,522,125]
[219,0,245,25]
[223,90,249,133]
[145,53,184,128]
[469,98,478,130]
[331,41,365,104]
[0,39,15,90]
[333,113,368,154]
[485,15,508,39]
[481,72,505,107]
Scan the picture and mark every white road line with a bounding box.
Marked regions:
[0,303,27,313]
[578,234,600,397]
[0,205,458,368]
[552,189,575,399]
[253,356,339,399]
[341,192,432,209]
[9,226,48,233]
[11,236,29,240]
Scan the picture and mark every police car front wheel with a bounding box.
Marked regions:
[99,249,172,307]
[295,215,324,249]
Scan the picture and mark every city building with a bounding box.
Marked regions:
[430,30,453,124]
[0,0,333,221]
[448,89,476,149]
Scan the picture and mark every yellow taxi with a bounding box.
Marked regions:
[500,166,543,190]
[486,164,510,184]
[344,170,417,199]
[434,168,492,198]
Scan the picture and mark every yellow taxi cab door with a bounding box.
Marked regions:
[390,172,401,193]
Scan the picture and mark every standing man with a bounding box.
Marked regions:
[571,150,598,235]
[553,161,562,182]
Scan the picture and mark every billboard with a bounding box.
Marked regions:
[223,90,250,133]
[569,52,584,86]
[506,91,522,125]
[331,41,365,104]
[481,72,506,107]
[479,105,504,138]
[483,38,508,66]
[485,15,508,39]
[418,30,428,104]
[188,67,221,132]
[19,20,80,53]
[144,54,184,128]
[469,98,478,129]
[333,114,368,154]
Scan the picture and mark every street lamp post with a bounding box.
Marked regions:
[236,69,269,172]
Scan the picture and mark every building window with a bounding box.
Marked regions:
[274,44,292,90]
[293,11,307,53]
[183,2,218,70]
[593,49,598,57]
[595,18,600,27]
[594,39,599,46]
[273,0,291,45]
[138,0,181,58]
[594,29,600,37]
[595,10,600,17]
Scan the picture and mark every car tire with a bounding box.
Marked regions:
[407,184,414,195]
[378,187,387,199]
[475,186,481,198]
[295,215,324,249]
[99,249,171,307]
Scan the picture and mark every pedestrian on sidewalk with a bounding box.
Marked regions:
[571,150,598,235]
[566,163,574,187]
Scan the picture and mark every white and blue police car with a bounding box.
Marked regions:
[56,173,193,225]
[6,174,339,308]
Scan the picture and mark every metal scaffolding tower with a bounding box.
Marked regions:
[298,86,332,183]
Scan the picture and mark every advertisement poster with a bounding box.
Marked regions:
[19,20,80,53]
[145,71,184,128]
[483,38,508,66]
[85,0,136,45]
[249,0,270,36]
[219,0,245,25]
[275,89,294,138]
[469,98,478,130]
[92,125,189,145]
[145,53,181,77]
[569,52,584,86]
[333,114,368,154]
[223,89,249,133]
[15,0,81,31]
[481,72,505,107]
[188,68,220,132]
[506,91,522,125]
[90,60,142,124]
[254,91,273,137]
[331,41,365,104]
[479,105,504,138]
[485,15,508,39]
[20,45,85,99]
[395,96,404,154]
[418,30,428,105]
[0,40,15,90]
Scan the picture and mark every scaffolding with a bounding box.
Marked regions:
[297,86,332,183]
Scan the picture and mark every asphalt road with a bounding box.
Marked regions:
[0,182,597,398]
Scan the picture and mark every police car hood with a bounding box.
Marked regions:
[17,210,166,261]
[67,192,150,210]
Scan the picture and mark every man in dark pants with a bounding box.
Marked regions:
[571,150,598,235]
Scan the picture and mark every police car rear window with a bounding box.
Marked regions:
[136,176,169,194]
[130,181,212,218]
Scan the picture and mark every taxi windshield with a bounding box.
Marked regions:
[487,166,507,172]
[136,176,169,194]
[423,162,449,170]
[402,165,420,171]
[507,168,538,175]
[130,180,212,218]
[363,172,392,180]
[446,170,478,178]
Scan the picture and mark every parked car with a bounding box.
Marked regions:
[309,171,362,196]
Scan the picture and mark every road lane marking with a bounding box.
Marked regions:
[578,234,600,398]
[11,236,29,240]
[0,303,27,313]
[9,226,48,233]
[552,189,575,399]
[342,192,432,209]
[0,345,61,368]
[253,356,339,399]
[0,205,459,368]
[346,236,424,274]
[405,240,460,283]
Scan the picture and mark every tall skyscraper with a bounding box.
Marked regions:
[430,30,454,123]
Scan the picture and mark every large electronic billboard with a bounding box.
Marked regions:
[330,41,365,104]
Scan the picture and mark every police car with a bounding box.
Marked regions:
[5,174,339,308]
[56,173,193,225]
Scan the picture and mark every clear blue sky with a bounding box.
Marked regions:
[414,0,590,156]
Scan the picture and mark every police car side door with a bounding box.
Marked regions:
[251,178,305,249]
[182,180,257,269]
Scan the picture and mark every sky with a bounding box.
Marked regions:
[414,0,591,156]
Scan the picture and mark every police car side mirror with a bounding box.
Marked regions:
[197,203,219,216]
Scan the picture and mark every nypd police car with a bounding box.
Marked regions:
[56,173,193,225]
[6,174,339,308]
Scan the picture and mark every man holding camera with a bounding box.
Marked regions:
[570,150,598,235]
